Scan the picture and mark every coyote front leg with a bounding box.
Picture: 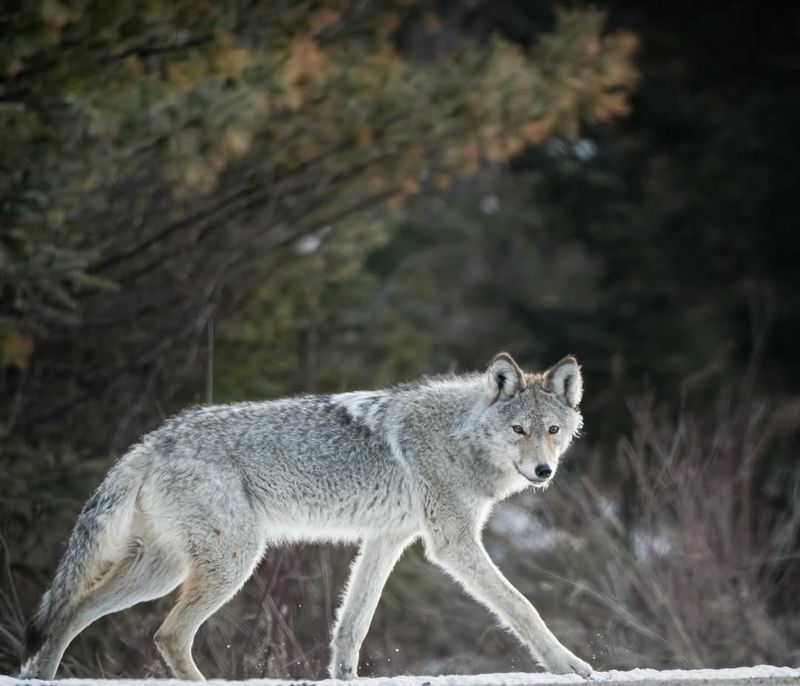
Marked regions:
[425,534,592,677]
[329,535,411,679]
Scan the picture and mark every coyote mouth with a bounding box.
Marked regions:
[514,463,549,484]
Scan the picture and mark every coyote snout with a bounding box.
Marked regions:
[21,351,592,681]
[535,464,552,478]
[514,461,553,483]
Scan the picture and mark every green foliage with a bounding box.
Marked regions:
[1,0,637,331]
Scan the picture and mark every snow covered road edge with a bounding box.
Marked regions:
[3,667,800,686]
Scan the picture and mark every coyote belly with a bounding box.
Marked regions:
[21,352,591,680]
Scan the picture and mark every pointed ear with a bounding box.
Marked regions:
[486,352,526,405]
[544,355,583,408]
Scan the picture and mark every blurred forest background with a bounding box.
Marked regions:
[1,0,799,678]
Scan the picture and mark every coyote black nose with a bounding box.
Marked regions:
[535,464,552,479]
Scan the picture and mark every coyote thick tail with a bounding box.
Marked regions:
[20,454,142,677]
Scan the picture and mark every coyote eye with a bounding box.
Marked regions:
[512,425,526,435]
[548,425,560,434]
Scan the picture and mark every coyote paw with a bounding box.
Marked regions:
[541,647,593,678]
[329,660,357,680]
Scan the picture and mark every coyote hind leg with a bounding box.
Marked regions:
[21,542,186,680]
[154,537,263,680]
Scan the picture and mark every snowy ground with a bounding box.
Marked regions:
[3,667,800,686]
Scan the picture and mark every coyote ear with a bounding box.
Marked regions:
[486,352,525,405]
[544,355,583,408]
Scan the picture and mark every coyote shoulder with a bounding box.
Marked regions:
[21,352,591,680]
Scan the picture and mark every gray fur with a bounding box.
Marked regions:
[20,352,591,680]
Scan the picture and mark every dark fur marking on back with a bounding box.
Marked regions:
[319,398,374,438]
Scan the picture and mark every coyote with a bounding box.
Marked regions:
[21,352,591,680]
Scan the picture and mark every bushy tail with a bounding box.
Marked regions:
[22,454,143,665]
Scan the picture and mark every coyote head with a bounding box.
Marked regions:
[478,352,583,488]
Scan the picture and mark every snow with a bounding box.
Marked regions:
[4,667,800,686]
